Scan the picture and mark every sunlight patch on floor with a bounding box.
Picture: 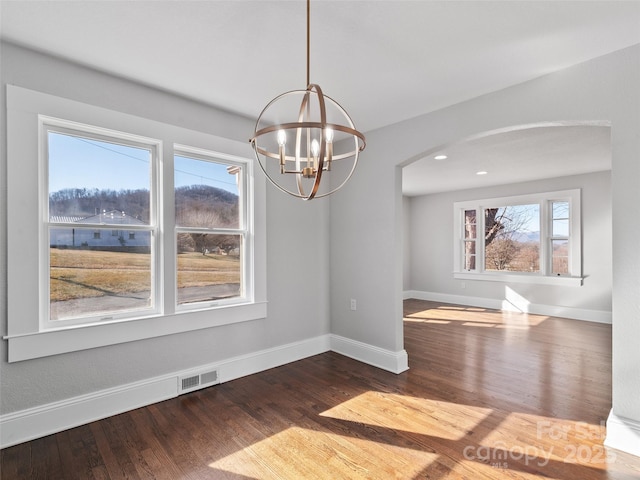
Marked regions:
[208,425,439,479]
[404,317,450,324]
[320,391,493,442]
[206,396,634,479]
[405,305,548,328]
[477,411,617,473]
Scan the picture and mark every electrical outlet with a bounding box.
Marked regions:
[350,299,357,311]
[461,282,466,289]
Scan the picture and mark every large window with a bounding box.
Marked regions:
[6,85,266,362]
[484,203,540,273]
[45,124,158,327]
[43,121,254,328]
[453,190,582,286]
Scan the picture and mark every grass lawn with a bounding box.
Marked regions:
[50,249,240,302]
[177,252,241,287]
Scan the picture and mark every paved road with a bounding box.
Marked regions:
[50,284,241,319]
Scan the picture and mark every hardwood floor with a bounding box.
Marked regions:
[2,299,640,479]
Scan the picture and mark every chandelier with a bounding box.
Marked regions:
[250,0,366,200]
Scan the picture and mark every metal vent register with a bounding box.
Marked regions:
[179,369,219,394]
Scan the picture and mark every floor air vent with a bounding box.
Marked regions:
[179,369,219,394]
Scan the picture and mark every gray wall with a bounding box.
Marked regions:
[0,42,330,413]
[402,195,412,291]
[406,171,612,315]
[330,45,640,427]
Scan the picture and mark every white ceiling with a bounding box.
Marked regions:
[1,1,637,195]
[402,124,612,196]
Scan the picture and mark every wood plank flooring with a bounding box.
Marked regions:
[2,299,640,479]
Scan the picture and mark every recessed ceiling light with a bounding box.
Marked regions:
[434,155,448,160]
[476,171,488,175]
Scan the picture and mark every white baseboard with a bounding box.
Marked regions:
[605,410,640,458]
[216,334,331,383]
[1,334,409,449]
[0,335,332,449]
[0,375,178,449]
[404,290,612,324]
[330,334,409,374]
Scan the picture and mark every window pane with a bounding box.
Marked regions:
[552,201,570,237]
[464,240,476,270]
[553,219,569,237]
[48,129,155,323]
[49,228,152,321]
[484,204,540,272]
[176,233,241,305]
[175,155,240,229]
[48,131,151,224]
[464,209,477,239]
[552,201,569,219]
[552,239,570,275]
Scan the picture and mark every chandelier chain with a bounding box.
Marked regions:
[306,0,310,86]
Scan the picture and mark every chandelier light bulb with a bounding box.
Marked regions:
[277,129,287,147]
[325,127,334,168]
[277,129,286,172]
[311,138,320,157]
[325,128,334,143]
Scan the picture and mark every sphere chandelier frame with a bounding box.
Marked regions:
[249,0,366,200]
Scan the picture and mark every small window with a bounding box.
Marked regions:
[550,201,570,275]
[463,209,477,271]
[174,150,245,307]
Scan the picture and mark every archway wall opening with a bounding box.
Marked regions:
[328,45,639,454]
[403,122,612,320]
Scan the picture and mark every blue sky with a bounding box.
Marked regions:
[48,132,238,195]
[174,155,238,194]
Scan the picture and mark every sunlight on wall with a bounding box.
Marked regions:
[502,286,531,314]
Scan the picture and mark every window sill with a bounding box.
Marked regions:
[453,271,583,287]
[3,301,268,362]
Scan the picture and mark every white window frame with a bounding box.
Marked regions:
[41,119,162,329]
[453,190,582,286]
[5,85,267,362]
[173,144,253,312]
